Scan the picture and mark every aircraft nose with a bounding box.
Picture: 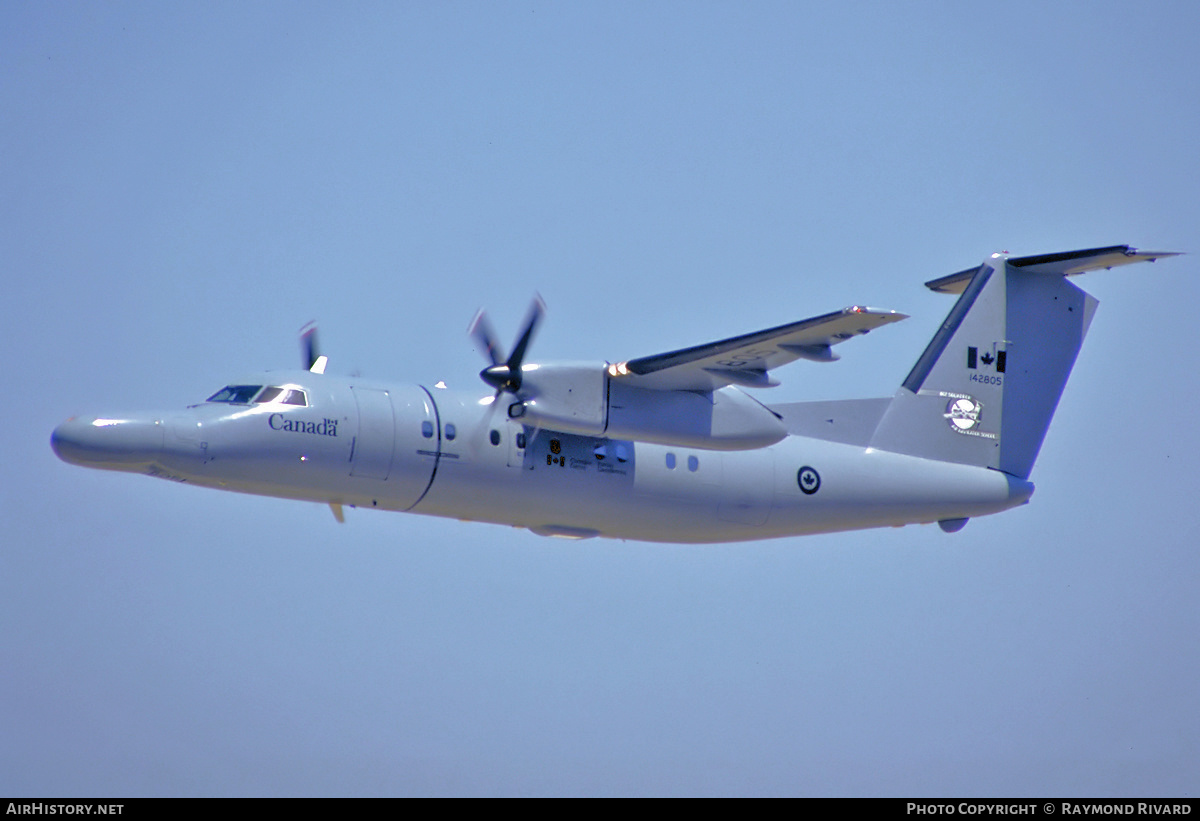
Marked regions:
[51,415,165,468]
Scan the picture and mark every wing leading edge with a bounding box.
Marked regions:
[608,306,907,392]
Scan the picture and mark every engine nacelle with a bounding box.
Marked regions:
[605,381,785,450]
[514,363,786,450]
[516,363,608,436]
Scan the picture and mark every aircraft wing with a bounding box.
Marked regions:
[608,306,907,391]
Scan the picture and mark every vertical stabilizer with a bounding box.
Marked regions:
[868,248,1159,480]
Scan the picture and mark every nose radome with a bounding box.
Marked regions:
[51,415,165,468]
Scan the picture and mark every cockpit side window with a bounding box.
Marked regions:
[207,385,263,404]
[254,386,308,407]
[255,386,283,404]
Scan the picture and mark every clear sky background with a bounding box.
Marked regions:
[3,1,1197,797]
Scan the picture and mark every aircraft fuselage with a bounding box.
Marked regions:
[52,369,1031,543]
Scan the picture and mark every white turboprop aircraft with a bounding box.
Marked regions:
[52,245,1175,542]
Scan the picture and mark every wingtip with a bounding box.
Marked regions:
[843,305,909,321]
[1130,248,1183,260]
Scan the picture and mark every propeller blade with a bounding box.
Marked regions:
[300,322,327,373]
[506,294,546,374]
[468,310,505,367]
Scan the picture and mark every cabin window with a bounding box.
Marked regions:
[445,423,457,441]
[687,455,699,472]
[206,385,262,404]
[665,452,676,470]
[516,432,526,449]
[490,429,501,446]
[421,421,434,438]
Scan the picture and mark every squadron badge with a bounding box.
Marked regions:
[939,393,997,439]
[944,396,982,432]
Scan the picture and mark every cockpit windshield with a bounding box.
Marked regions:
[205,385,308,406]
[206,385,263,404]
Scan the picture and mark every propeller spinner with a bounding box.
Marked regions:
[469,295,545,396]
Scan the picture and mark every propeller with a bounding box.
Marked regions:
[469,294,545,396]
[466,295,545,453]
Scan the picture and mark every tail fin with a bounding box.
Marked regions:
[870,246,1177,480]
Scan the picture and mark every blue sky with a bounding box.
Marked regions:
[3,1,1197,796]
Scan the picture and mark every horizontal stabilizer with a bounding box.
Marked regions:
[924,245,1180,294]
[611,306,906,391]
